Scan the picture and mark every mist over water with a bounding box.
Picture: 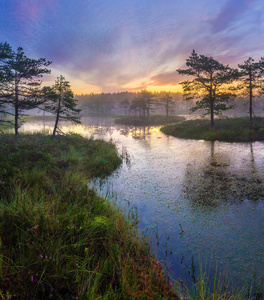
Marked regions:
[22,117,264,290]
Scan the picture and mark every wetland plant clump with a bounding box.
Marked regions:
[160,117,264,142]
[0,133,177,299]
[114,115,185,126]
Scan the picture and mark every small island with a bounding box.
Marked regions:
[160,117,264,142]
[160,51,264,143]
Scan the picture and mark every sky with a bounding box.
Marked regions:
[1,0,264,94]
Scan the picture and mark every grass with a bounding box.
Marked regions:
[160,117,264,142]
[0,133,178,299]
[177,263,260,300]
[0,132,259,299]
[114,115,186,126]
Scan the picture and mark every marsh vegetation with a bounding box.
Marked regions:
[0,133,177,299]
[161,117,264,142]
[12,117,264,299]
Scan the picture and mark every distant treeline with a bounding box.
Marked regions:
[76,91,192,116]
[76,91,264,117]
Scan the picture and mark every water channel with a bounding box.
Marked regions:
[21,117,264,292]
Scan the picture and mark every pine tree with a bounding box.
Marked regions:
[0,42,13,122]
[0,44,51,135]
[43,75,81,136]
[159,92,174,117]
[135,90,156,118]
[178,50,238,127]
[238,57,264,124]
[120,99,130,115]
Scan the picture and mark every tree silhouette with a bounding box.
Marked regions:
[120,99,130,115]
[178,50,238,127]
[130,97,145,117]
[0,44,51,135]
[0,42,13,122]
[132,90,156,118]
[159,92,174,117]
[43,75,81,136]
[238,57,264,124]
[0,42,13,80]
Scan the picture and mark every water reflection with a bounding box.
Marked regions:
[183,142,264,209]
[20,117,264,291]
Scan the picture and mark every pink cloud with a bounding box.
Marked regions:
[150,71,187,86]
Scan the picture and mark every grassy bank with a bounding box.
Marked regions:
[0,133,177,299]
[114,115,185,126]
[161,117,264,142]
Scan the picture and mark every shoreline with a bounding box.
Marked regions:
[160,117,264,142]
[0,133,178,299]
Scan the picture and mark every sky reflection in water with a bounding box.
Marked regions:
[22,117,264,289]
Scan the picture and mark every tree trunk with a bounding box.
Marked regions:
[14,81,19,136]
[15,103,19,136]
[249,70,253,125]
[53,95,61,137]
[210,105,214,127]
[166,101,169,117]
[210,93,214,128]
[210,87,215,128]
[52,111,60,136]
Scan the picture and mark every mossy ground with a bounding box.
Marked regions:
[114,115,185,126]
[0,133,178,299]
[161,117,264,142]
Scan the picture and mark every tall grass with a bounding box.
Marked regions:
[0,133,177,299]
[174,258,264,300]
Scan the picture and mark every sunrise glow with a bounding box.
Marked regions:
[1,0,263,94]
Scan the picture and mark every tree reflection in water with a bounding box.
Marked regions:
[183,141,264,210]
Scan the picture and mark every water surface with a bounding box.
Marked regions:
[22,117,264,290]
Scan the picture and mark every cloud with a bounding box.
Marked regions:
[1,0,264,93]
[150,71,183,86]
[209,0,261,34]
